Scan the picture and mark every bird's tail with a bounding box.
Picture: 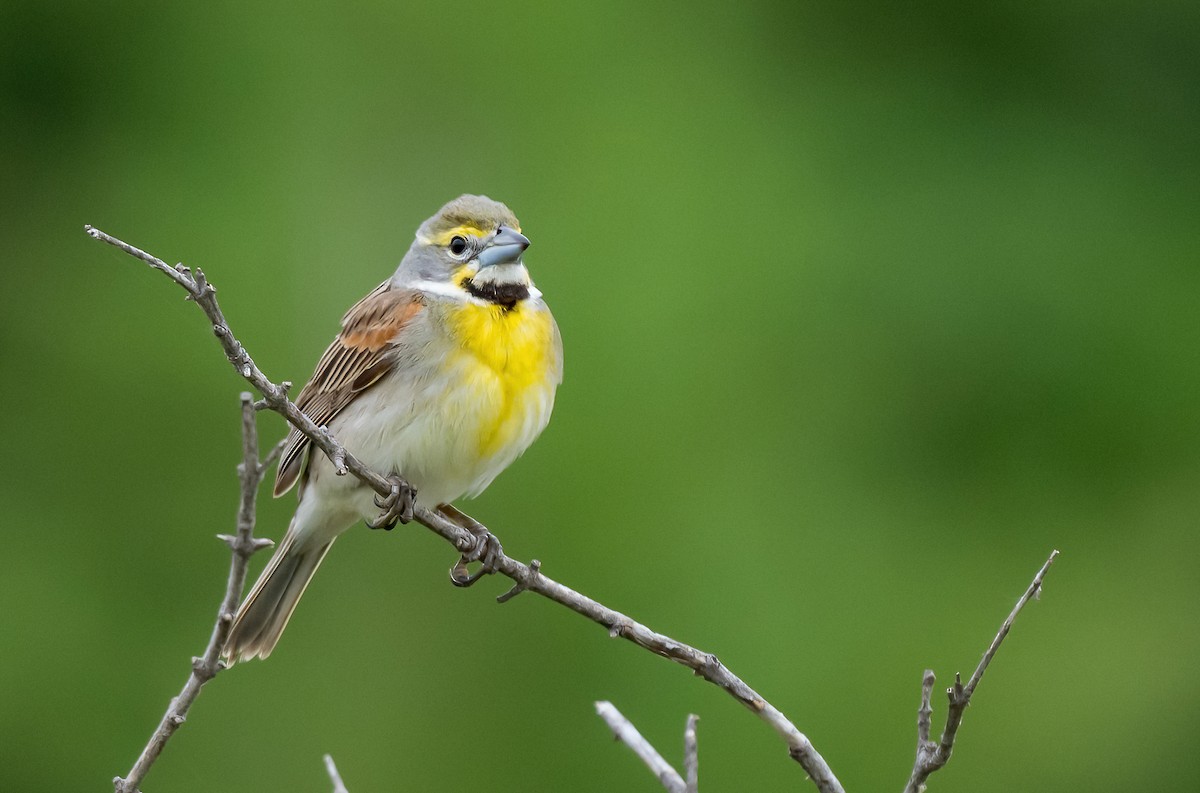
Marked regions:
[222,527,335,664]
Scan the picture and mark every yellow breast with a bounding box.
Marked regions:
[444,301,558,458]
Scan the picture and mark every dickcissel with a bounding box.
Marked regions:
[223,194,562,663]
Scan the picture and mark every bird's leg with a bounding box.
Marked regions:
[438,504,503,587]
[367,474,417,530]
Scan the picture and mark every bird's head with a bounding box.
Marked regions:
[396,194,534,305]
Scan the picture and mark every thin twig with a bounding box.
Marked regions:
[916,669,935,749]
[88,226,845,791]
[324,754,350,793]
[683,714,699,793]
[904,549,1060,793]
[84,225,399,504]
[596,702,686,793]
[112,394,274,793]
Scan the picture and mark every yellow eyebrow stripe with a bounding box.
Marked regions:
[425,225,487,247]
[422,223,522,247]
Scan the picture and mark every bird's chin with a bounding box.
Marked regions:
[471,262,531,288]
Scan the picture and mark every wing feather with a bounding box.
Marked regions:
[274,281,425,496]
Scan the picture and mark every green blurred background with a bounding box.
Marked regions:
[2,1,1197,790]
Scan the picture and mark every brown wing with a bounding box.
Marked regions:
[274,281,426,496]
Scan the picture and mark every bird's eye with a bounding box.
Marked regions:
[449,236,469,256]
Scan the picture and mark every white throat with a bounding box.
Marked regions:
[471,262,531,288]
[407,261,543,304]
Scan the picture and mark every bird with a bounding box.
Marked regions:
[222,194,562,663]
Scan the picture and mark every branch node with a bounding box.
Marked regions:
[693,653,722,679]
[193,267,212,297]
[608,617,633,639]
[497,559,541,603]
[947,672,966,706]
[330,445,347,476]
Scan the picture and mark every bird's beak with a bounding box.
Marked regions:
[476,225,530,267]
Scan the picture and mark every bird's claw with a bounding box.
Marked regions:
[450,526,503,587]
[367,475,416,530]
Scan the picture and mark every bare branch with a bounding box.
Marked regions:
[324,754,350,793]
[88,226,846,791]
[84,225,401,507]
[112,394,273,793]
[963,549,1059,700]
[683,714,699,793]
[596,702,686,792]
[904,549,1060,793]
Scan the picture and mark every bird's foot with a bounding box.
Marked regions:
[440,504,503,587]
[367,474,416,530]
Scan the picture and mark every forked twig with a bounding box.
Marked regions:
[904,549,1060,792]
